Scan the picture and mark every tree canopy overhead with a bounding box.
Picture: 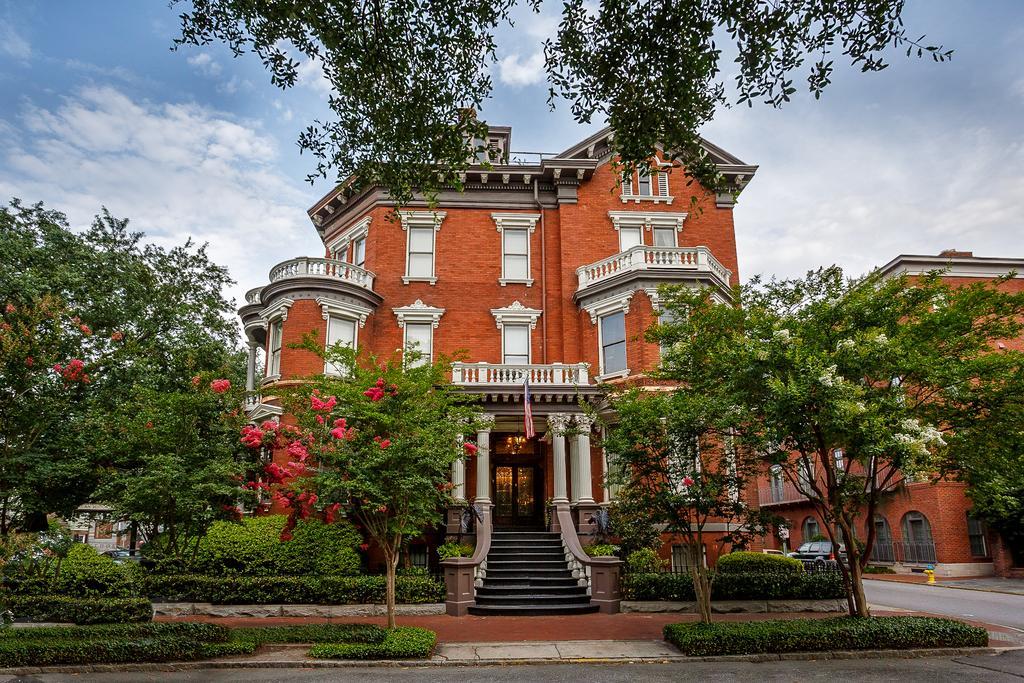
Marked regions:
[174,0,951,204]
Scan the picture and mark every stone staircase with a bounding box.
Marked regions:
[467,529,599,616]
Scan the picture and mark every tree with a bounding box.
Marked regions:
[651,268,1024,617]
[0,199,241,531]
[173,1,950,203]
[94,374,254,562]
[605,389,774,623]
[243,346,482,628]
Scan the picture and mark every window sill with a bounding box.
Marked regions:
[595,369,630,382]
[499,278,534,287]
[402,276,437,285]
[620,195,674,205]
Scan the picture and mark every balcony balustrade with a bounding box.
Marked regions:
[244,287,263,305]
[576,245,731,293]
[451,362,590,386]
[268,257,375,291]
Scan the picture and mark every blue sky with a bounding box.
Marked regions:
[2,1,1023,306]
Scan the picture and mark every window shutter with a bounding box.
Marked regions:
[657,171,670,197]
[622,171,633,196]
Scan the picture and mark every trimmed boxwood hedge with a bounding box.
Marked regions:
[229,623,386,646]
[716,552,804,575]
[0,595,152,624]
[664,616,988,656]
[622,571,845,601]
[0,622,229,668]
[309,627,437,660]
[143,574,444,605]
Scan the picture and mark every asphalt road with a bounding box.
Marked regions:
[13,651,1024,683]
[863,579,1024,632]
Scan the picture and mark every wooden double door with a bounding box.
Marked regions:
[492,462,542,528]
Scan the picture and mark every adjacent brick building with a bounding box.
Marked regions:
[756,250,1024,578]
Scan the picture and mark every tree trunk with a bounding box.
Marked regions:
[690,565,713,624]
[845,546,870,617]
[384,546,398,629]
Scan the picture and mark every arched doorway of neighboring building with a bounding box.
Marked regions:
[869,515,895,563]
[900,511,936,564]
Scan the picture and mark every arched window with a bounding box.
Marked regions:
[801,516,820,543]
[900,511,936,564]
[869,515,894,563]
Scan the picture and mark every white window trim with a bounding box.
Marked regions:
[583,290,634,325]
[317,297,372,375]
[400,211,445,284]
[259,298,293,384]
[493,213,538,286]
[490,300,543,330]
[500,323,532,364]
[620,166,675,204]
[608,211,687,239]
[652,224,678,248]
[324,316,358,376]
[596,308,629,381]
[393,299,446,365]
[326,216,371,263]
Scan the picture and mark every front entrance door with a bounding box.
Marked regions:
[493,464,540,528]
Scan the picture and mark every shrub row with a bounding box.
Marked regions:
[0,622,230,668]
[228,623,386,646]
[715,551,804,575]
[143,574,445,605]
[3,545,143,599]
[0,595,152,625]
[622,571,845,602]
[664,616,988,656]
[309,627,437,660]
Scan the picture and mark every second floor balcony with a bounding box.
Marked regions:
[244,257,376,306]
[575,245,732,297]
[452,362,590,387]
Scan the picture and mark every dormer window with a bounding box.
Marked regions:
[621,166,674,204]
[637,168,652,196]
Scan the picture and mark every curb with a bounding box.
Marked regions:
[0,646,1010,675]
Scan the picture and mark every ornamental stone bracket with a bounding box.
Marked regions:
[490,301,543,330]
[393,300,446,328]
[258,297,294,324]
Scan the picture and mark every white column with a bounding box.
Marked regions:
[452,435,466,503]
[569,426,580,504]
[245,341,258,392]
[474,414,495,504]
[574,414,596,504]
[548,414,571,504]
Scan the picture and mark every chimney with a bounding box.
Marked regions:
[939,249,973,258]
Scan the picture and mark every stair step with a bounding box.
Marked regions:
[476,586,587,597]
[487,551,565,559]
[475,593,592,605]
[487,559,567,566]
[482,576,580,586]
[488,541,563,548]
[467,603,600,616]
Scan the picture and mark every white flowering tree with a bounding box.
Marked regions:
[652,267,1024,617]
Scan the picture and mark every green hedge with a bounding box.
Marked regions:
[309,627,437,660]
[0,595,152,624]
[664,616,988,656]
[3,544,142,599]
[583,544,617,557]
[191,517,363,576]
[716,551,803,575]
[622,571,845,601]
[0,622,229,668]
[143,574,444,604]
[228,623,386,646]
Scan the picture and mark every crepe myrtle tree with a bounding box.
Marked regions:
[244,344,483,628]
[173,1,950,204]
[604,389,775,624]
[650,267,1024,617]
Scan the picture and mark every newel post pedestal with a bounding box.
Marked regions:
[587,556,623,614]
[441,557,477,616]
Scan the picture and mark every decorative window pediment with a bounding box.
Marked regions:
[608,211,687,233]
[583,291,634,325]
[393,300,446,328]
[316,297,373,327]
[259,297,294,323]
[326,215,371,261]
[491,300,543,330]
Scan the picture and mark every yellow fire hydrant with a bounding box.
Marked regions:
[925,567,936,585]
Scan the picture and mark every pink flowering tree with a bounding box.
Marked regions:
[604,389,775,624]
[243,346,482,628]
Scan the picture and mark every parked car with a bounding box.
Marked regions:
[761,549,785,556]
[102,549,142,564]
[788,541,846,568]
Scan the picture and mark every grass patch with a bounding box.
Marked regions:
[309,627,437,660]
[664,616,988,657]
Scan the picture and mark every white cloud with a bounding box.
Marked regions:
[0,86,322,310]
[187,52,222,77]
[498,51,545,87]
[0,23,31,60]
[296,57,332,95]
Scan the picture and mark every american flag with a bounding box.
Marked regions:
[523,374,535,438]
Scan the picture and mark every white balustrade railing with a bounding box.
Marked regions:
[244,287,262,305]
[451,362,590,386]
[268,257,375,291]
[576,246,731,292]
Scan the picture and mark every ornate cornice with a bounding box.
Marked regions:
[491,300,543,329]
[393,299,446,328]
[608,211,687,232]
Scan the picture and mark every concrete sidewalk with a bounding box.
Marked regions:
[434,639,680,662]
